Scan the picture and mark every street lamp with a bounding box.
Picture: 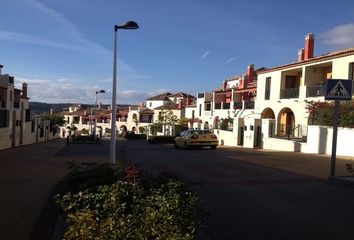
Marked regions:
[110,21,139,165]
[94,89,105,138]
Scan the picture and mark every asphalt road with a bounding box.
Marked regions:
[121,140,354,240]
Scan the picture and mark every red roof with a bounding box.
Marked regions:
[259,48,354,74]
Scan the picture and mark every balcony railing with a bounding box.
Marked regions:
[307,85,326,97]
[234,102,242,109]
[222,103,230,109]
[280,88,299,99]
[198,93,205,98]
[214,103,221,109]
[13,102,20,108]
[244,101,255,109]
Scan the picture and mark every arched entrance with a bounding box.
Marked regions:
[261,108,275,119]
[278,108,295,137]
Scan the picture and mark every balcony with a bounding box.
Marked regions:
[244,101,255,109]
[280,88,299,99]
[222,103,230,109]
[234,102,242,109]
[13,102,20,108]
[214,103,221,109]
[198,93,205,98]
[307,85,325,97]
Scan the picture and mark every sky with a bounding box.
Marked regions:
[1,0,354,104]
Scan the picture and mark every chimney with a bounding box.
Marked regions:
[186,97,191,106]
[247,64,254,84]
[0,65,3,75]
[297,48,304,62]
[304,33,315,60]
[178,99,182,109]
[222,80,227,90]
[22,82,28,98]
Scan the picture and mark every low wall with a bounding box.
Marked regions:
[304,125,354,157]
[262,137,305,152]
[214,129,236,146]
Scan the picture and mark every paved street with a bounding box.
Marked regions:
[123,141,354,240]
[1,139,354,240]
[0,139,108,240]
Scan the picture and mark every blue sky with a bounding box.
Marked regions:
[1,0,354,104]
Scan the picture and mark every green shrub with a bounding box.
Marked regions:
[56,162,122,194]
[56,167,204,240]
[148,135,176,144]
[126,133,147,140]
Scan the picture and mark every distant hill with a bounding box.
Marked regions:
[29,102,132,115]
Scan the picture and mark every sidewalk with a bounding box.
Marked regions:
[0,139,110,240]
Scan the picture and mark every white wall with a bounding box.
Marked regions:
[304,125,354,157]
[146,100,165,110]
[214,129,236,146]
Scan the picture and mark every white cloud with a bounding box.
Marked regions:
[15,76,165,104]
[200,50,210,59]
[319,23,354,48]
[225,57,236,64]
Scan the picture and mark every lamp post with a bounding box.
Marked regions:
[94,89,105,138]
[110,21,139,165]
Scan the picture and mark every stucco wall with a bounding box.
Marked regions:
[213,129,236,146]
[304,125,354,157]
[0,127,12,150]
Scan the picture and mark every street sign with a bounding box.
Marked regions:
[325,79,352,100]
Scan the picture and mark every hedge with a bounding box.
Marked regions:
[55,163,205,240]
[147,135,176,144]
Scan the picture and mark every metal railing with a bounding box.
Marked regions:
[307,85,325,97]
[234,102,242,109]
[244,101,255,109]
[280,88,299,99]
[214,103,221,109]
[222,103,230,109]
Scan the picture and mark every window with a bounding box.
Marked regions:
[192,110,195,118]
[149,102,152,107]
[349,63,354,80]
[265,77,271,100]
[25,109,31,122]
[199,104,202,116]
[0,110,8,128]
[31,120,35,132]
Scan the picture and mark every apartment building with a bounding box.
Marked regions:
[185,64,260,133]
[60,91,195,137]
[0,65,57,150]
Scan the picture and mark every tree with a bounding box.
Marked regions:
[306,100,354,127]
[157,106,178,135]
[40,114,66,126]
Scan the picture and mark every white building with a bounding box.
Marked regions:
[0,65,58,150]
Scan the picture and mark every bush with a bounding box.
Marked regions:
[148,135,176,144]
[70,135,100,143]
[56,162,122,194]
[126,133,147,140]
[55,164,204,240]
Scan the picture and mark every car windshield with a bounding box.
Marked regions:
[190,130,211,135]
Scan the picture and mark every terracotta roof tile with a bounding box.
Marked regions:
[259,48,354,74]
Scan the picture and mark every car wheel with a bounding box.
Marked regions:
[211,145,217,150]
[174,143,179,149]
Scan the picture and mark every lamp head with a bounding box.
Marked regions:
[115,21,139,31]
[96,90,105,94]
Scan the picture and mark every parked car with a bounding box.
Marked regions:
[174,129,219,149]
